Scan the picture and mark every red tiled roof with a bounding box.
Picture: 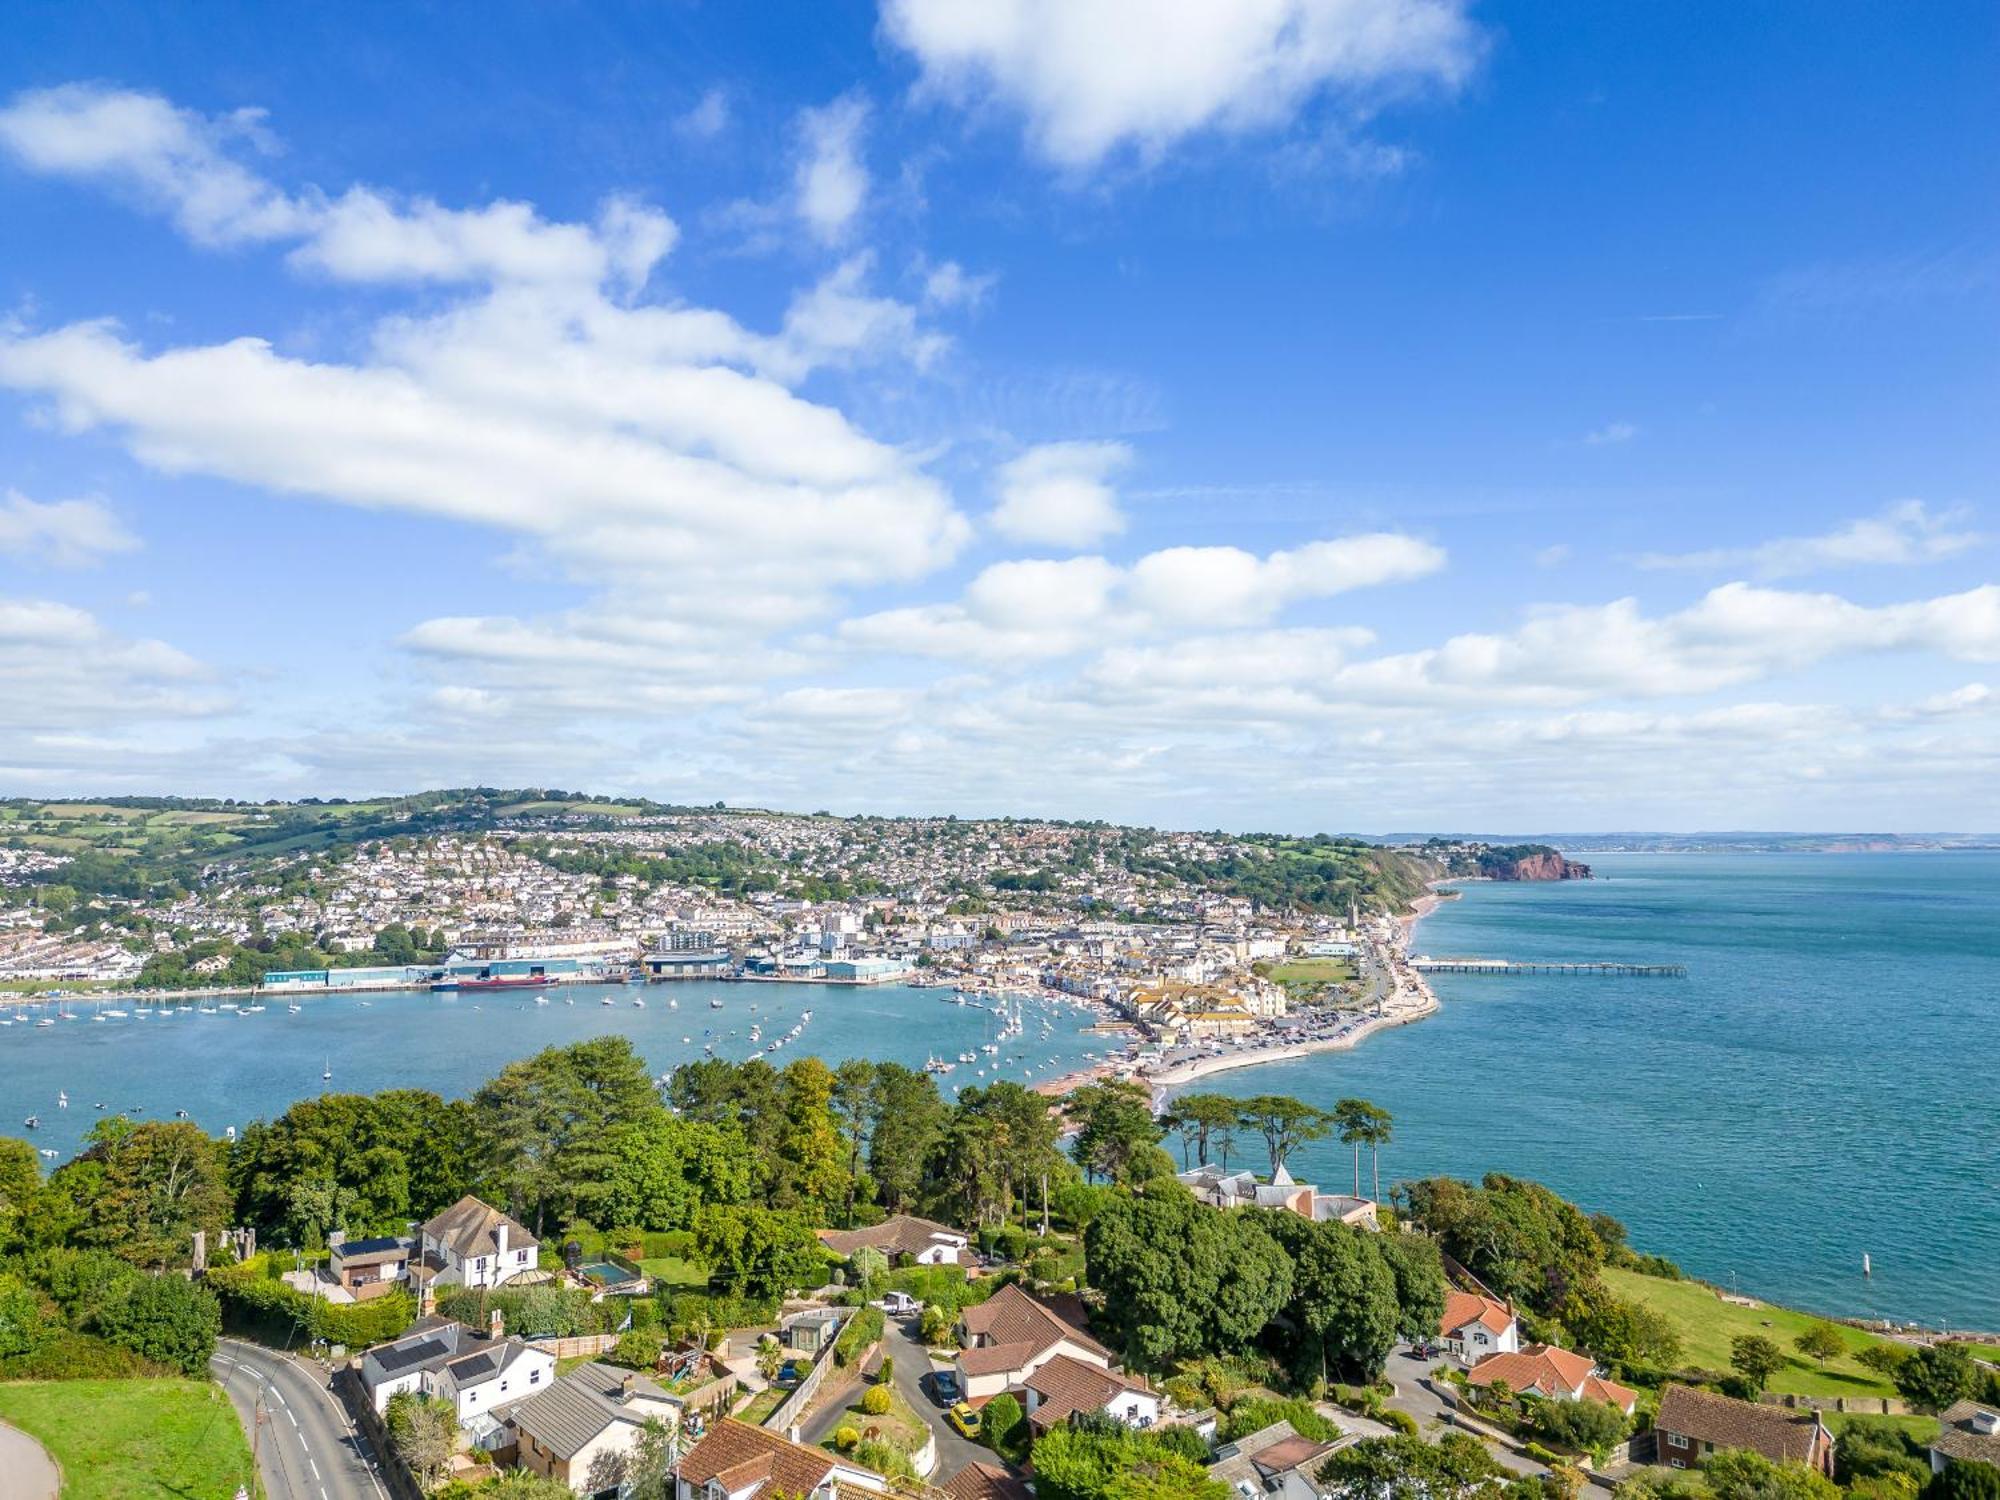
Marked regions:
[942,1459,1033,1500]
[675,1418,837,1497]
[1468,1345,1635,1411]
[1655,1385,1828,1465]
[1023,1353,1149,1427]
[959,1283,1110,1364]
[1441,1290,1513,1338]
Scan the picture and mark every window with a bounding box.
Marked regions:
[530,1369,542,1384]
[1666,1433,1689,1449]
[517,1249,528,1262]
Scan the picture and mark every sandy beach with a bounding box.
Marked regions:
[1035,890,1451,1104]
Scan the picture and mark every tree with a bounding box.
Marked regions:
[1401,1174,1607,1314]
[982,1390,1026,1460]
[619,1418,676,1500]
[599,1114,752,1232]
[1067,1079,1162,1184]
[1858,1344,1912,1379]
[1265,1213,1401,1383]
[1373,1228,1450,1347]
[472,1037,662,1233]
[1239,1095,1335,1178]
[1701,1448,1840,1500]
[1894,1342,1977,1414]
[830,1060,877,1227]
[769,1058,850,1222]
[1794,1323,1846,1366]
[385,1391,456,1487]
[1331,1098,1392,1202]
[1029,1422,1233,1500]
[1084,1184,1291,1366]
[1730,1333,1786,1393]
[1925,1463,2000,1500]
[850,1245,889,1290]
[53,1118,229,1269]
[866,1064,949,1214]
[1162,1093,1241,1169]
[0,1139,43,1256]
[1561,1281,1683,1368]
[1524,1397,1629,1457]
[94,1273,221,1374]
[696,1205,825,1301]
[1319,1432,1517,1500]
[755,1334,783,1383]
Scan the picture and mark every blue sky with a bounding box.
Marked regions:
[1,1,1995,831]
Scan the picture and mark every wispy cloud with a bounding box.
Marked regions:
[0,490,140,566]
[1636,501,1984,580]
[1582,420,1637,446]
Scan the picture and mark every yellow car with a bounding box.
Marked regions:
[946,1402,982,1438]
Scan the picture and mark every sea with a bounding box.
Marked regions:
[0,980,1107,1167]
[3,853,1994,1330]
[1196,852,2000,1332]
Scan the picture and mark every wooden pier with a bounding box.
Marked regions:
[1412,959,1686,977]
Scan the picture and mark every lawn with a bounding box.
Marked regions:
[638,1254,711,1288]
[1603,1270,1901,1399]
[1266,958,1357,986]
[0,1377,257,1500]
[737,1385,786,1425]
[819,1381,930,1461]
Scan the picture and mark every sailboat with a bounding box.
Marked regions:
[322,1057,332,1081]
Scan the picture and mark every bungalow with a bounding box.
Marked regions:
[817,1214,972,1268]
[954,1283,1114,1401]
[1467,1345,1637,1415]
[1208,1418,1340,1500]
[672,1417,887,1499]
[328,1234,413,1301]
[1438,1290,1518,1365]
[507,1362,682,1496]
[1928,1401,2000,1478]
[1652,1384,1833,1475]
[1022,1353,1160,1434]
[419,1195,540,1290]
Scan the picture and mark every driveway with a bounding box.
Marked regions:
[211,1337,388,1500]
[0,1419,59,1500]
[882,1314,1008,1480]
[1381,1346,1548,1480]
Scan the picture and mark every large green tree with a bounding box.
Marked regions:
[1067,1079,1162,1184]
[1894,1343,1978,1414]
[1084,1184,1291,1367]
[95,1273,221,1374]
[52,1118,229,1269]
[600,1114,752,1231]
[694,1205,825,1301]
[473,1037,662,1233]
[1238,1095,1335,1178]
[866,1063,949,1214]
[1319,1433,1519,1500]
[1265,1213,1401,1383]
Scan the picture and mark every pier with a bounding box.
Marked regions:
[1412,958,1686,977]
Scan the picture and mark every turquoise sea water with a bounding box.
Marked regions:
[1197,852,2000,1331]
[0,980,1105,1165]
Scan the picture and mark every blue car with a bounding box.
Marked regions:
[929,1370,961,1407]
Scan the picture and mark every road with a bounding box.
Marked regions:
[211,1338,388,1500]
[0,1419,59,1500]
[1381,1347,1548,1480]
[796,1312,1003,1483]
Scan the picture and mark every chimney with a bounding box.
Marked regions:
[496,1221,509,1260]
[622,1372,639,1401]
[328,1229,346,1251]
[420,1282,436,1318]
[490,1308,504,1340]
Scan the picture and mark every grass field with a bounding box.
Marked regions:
[1266,958,1358,985]
[638,1254,711,1288]
[0,1378,256,1500]
[1604,1269,1901,1398]
[818,1381,929,1460]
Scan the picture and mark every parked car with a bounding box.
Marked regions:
[928,1370,961,1407]
[946,1402,982,1439]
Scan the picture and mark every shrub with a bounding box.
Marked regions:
[1222,1398,1341,1443]
[853,1438,915,1482]
[1383,1408,1421,1437]
[861,1383,893,1416]
[609,1328,665,1370]
[1162,1374,1206,1410]
[983,1391,1026,1460]
[0,1329,149,1378]
[832,1425,861,1453]
[1524,1396,1629,1456]
[96,1274,221,1375]
[833,1305,885,1368]
[877,1353,893,1383]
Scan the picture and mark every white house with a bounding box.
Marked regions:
[508,1362,683,1494]
[954,1284,1115,1401]
[1438,1289,1519,1364]
[420,1195,540,1290]
[1022,1354,1160,1435]
[359,1315,555,1427]
[818,1213,972,1268]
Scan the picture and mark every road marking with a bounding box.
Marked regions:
[309,1458,320,1479]
[288,1409,300,1429]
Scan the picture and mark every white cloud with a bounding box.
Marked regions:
[990,440,1130,547]
[794,93,869,244]
[778,254,951,374]
[1534,544,1571,569]
[881,0,1482,169]
[840,532,1442,661]
[677,88,730,140]
[0,85,677,292]
[1582,420,1637,445]
[1637,501,1984,579]
[0,83,310,245]
[0,490,140,566]
[0,596,224,725]
[920,259,996,309]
